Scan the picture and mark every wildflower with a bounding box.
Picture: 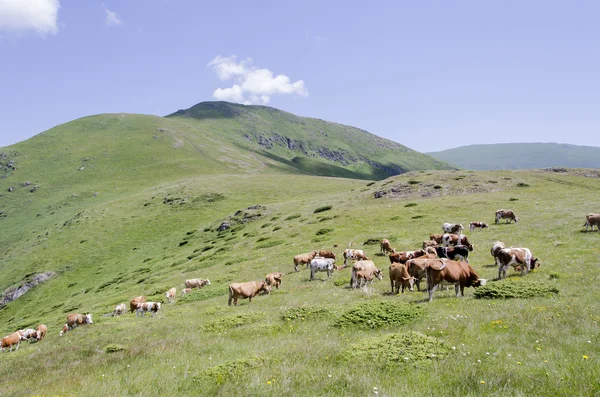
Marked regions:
[267,381,271,385]
[328,374,332,378]
[583,355,589,359]
[517,362,522,365]
[451,346,456,350]
[536,347,542,351]
[477,360,481,363]
[480,381,485,384]
[544,360,548,363]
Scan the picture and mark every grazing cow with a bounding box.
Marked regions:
[318,250,337,260]
[1,331,23,352]
[19,329,38,341]
[469,222,489,232]
[61,313,93,336]
[389,263,415,294]
[583,213,600,232]
[309,258,335,281]
[130,296,146,313]
[355,270,376,288]
[294,251,318,272]
[185,278,211,289]
[426,259,486,301]
[497,247,540,279]
[495,209,519,224]
[343,249,368,267]
[36,324,47,341]
[350,260,383,288]
[136,302,162,317]
[441,234,474,251]
[60,324,68,337]
[435,245,470,263]
[490,241,506,267]
[389,249,426,264]
[406,258,436,291]
[422,240,439,249]
[228,281,270,306]
[165,287,177,304]
[181,288,192,296]
[265,272,282,289]
[442,223,464,234]
[380,239,394,255]
[114,303,127,316]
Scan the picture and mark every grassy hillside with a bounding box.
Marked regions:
[427,142,600,170]
[0,162,599,395]
[168,101,454,179]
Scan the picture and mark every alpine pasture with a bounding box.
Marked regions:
[0,110,599,396]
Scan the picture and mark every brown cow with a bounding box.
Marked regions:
[584,213,600,232]
[60,313,93,336]
[228,281,270,306]
[1,330,23,352]
[294,251,318,272]
[130,296,146,313]
[426,260,487,301]
[406,258,439,291]
[490,241,506,267]
[389,249,426,264]
[318,250,336,260]
[185,279,211,289]
[265,272,282,289]
[380,239,394,255]
[495,209,519,224]
[497,247,540,279]
[389,263,415,294]
[350,260,383,288]
[36,324,47,341]
[469,222,489,232]
[165,287,176,303]
[343,249,368,267]
[441,234,474,251]
[422,240,439,249]
[181,288,192,296]
[355,270,375,288]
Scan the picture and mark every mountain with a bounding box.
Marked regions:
[426,142,600,170]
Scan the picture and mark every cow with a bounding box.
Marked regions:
[130,296,146,313]
[165,287,176,304]
[60,313,93,336]
[265,272,282,289]
[355,270,376,289]
[185,278,211,289]
[583,213,600,232]
[469,222,489,232]
[406,258,438,291]
[490,241,506,267]
[318,250,337,260]
[380,239,394,255]
[1,331,23,352]
[19,329,38,341]
[59,324,68,337]
[435,245,470,263]
[309,258,335,281]
[426,259,487,301]
[497,247,540,279]
[442,223,464,234]
[136,302,162,317]
[422,240,439,249]
[181,288,192,296]
[294,251,318,272]
[441,234,474,251]
[343,249,368,267]
[228,281,270,306]
[429,234,446,244]
[389,249,426,264]
[496,209,519,224]
[114,303,127,316]
[389,263,415,294]
[35,324,47,341]
[350,260,383,288]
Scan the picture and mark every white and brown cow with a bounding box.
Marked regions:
[1,330,23,352]
[495,209,519,224]
[389,263,415,294]
[228,281,270,306]
[426,259,486,301]
[389,249,426,264]
[60,313,93,336]
[19,329,37,342]
[407,257,441,291]
[310,257,336,281]
[181,288,192,296]
[165,287,176,303]
[442,223,464,234]
[318,250,337,260]
[350,260,383,288]
[136,302,162,317]
[265,272,282,289]
[185,278,211,289]
[497,247,540,279]
[380,239,394,255]
[469,222,489,232]
[130,296,146,313]
[583,213,600,232]
[294,251,318,272]
[343,249,369,267]
[422,240,439,249]
[441,234,474,251]
[490,241,506,267]
[114,303,127,316]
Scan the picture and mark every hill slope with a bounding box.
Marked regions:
[426,142,600,170]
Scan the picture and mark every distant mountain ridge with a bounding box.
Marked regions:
[426,142,600,170]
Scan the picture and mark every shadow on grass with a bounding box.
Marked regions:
[579,229,599,233]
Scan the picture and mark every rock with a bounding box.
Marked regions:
[373,191,387,199]
[8,186,13,192]
[218,222,231,231]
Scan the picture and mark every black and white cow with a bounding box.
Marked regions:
[469,222,488,232]
[442,223,464,234]
[309,257,335,281]
[435,245,470,263]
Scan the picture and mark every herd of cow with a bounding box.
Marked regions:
[2,209,595,353]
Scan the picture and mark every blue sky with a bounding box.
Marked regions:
[1,0,599,152]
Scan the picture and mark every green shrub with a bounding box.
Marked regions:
[315,228,333,235]
[256,236,270,242]
[404,202,418,207]
[407,180,420,185]
[366,182,375,186]
[390,216,400,220]
[201,313,262,332]
[313,205,333,213]
[473,281,559,299]
[412,215,425,219]
[260,222,272,229]
[193,356,265,384]
[104,344,126,353]
[334,301,425,329]
[334,277,351,287]
[433,185,442,190]
[272,226,282,231]
[318,216,333,222]
[281,306,332,321]
[285,213,301,221]
[509,197,519,201]
[517,182,530,187]
[363,238,382,245]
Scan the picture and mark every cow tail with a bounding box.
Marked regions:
[227,285,234,306]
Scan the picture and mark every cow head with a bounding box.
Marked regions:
[374,269,384,281]
[205,279,211,285]
[530,258,540,270]
[403,276,415,291]
[260,281,271,295]
[85,313,93,324]
[475,278,487,287]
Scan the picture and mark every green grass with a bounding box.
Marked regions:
[0,116,599,396]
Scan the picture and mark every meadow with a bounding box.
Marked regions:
[1,167,599,396]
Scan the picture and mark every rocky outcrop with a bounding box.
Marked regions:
[0,272,56,307]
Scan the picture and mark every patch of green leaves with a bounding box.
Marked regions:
[201,313,263,332]
[193,356,265,385]
[256,239,284,249]
[313,205,333,213]
[474,281,559,299]
[334,301,425,329]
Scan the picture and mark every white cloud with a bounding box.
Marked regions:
[0,0,60,36]
[208,55,308,105]
[104,7,123,27]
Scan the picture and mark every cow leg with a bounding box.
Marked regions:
[428,284,438,302]
[310,270,314,281]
